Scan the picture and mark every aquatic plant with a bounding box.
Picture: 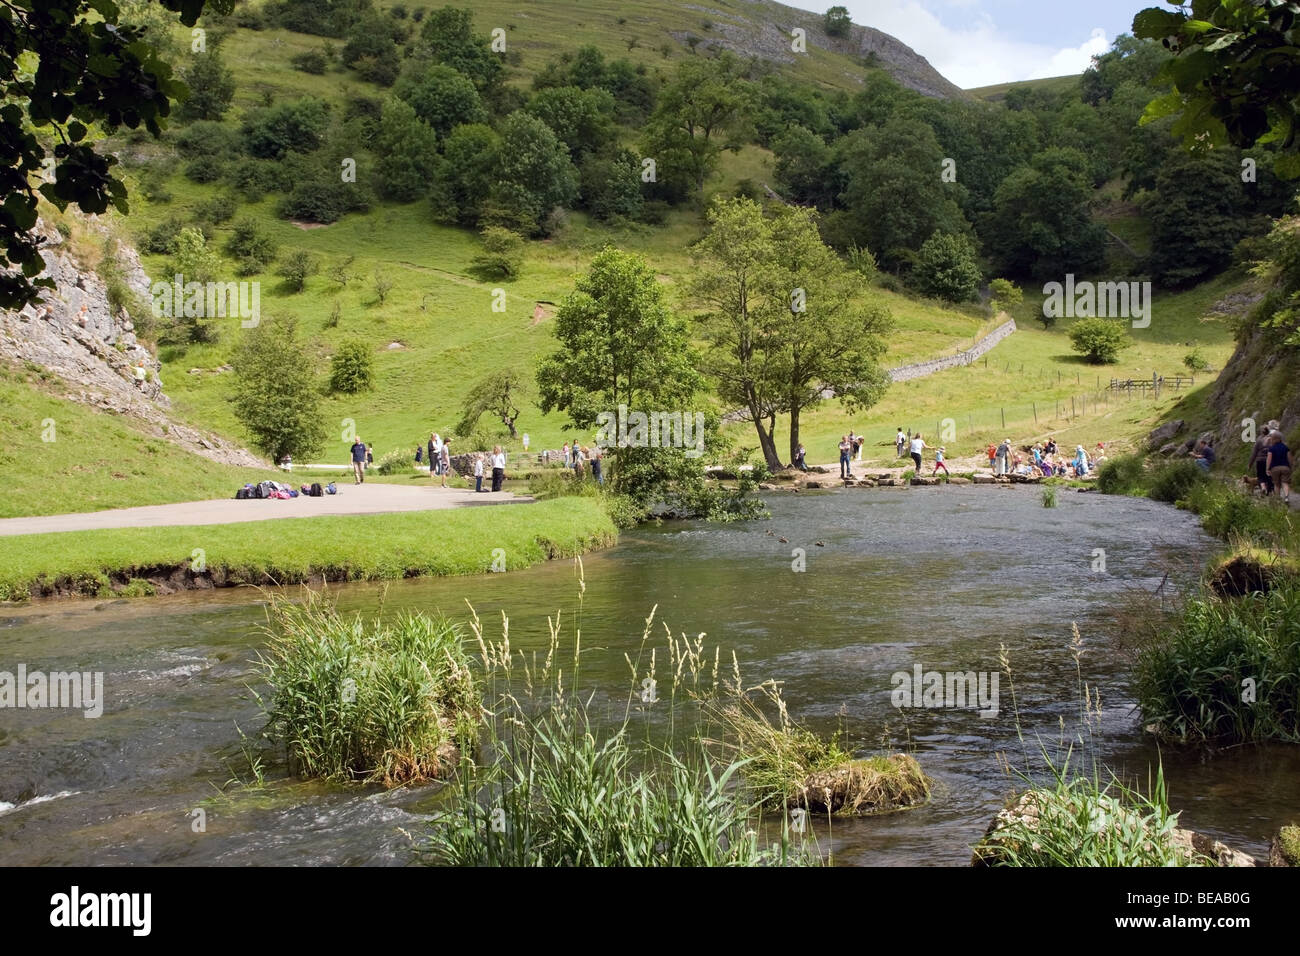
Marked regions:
[1040,486,1057,508]
[254,592,479,786]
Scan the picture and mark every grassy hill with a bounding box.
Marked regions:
[966,74,1082,102]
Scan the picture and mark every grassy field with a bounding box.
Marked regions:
[965,74,1081,102]
[0,364,279,518]
[0,496,615,601]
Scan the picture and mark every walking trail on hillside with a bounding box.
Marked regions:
[0,483,530,537]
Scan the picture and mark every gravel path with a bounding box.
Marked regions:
[0,481,530,537]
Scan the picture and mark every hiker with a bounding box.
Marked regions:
[994,439,1010,475]
[932,446,949,476]
[896,427,907,459]
[350,437,367,484]
[839,435,852,479]
[473,452,485,492]
[491,445,506,492]
[909,432,926,473]
[1267,430,1293,504]
[1194,437,1216,472]
[1252,421,1279,495]
[439,441,451,488]
[794,443,807,471]
[591,448,604,485]
[563,442,571,468]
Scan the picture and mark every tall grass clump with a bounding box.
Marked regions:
[1095,453,1147,496]
[1134,583,1300,743]
[1040,485,1058,508]
[1146,460,1210,504]
[421,566,819,867]
[255,592,479,785]
[709,685,929,815]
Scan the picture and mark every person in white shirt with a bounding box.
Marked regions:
[895,428,906,459]
[473,452,485,492]
[431,433,444,476]
[491,445,506,492]
[908,433,926,472]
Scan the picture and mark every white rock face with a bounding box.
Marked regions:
[0,217,264,468]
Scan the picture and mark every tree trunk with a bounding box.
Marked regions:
[749,404,782,472]
[789,404,801,467]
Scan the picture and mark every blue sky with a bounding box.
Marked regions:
[818,0,1152,88]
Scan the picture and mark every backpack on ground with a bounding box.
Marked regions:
[310,482,323,497]
[235,487,249,500]
[325,482,337,495]
[258,480,275,499]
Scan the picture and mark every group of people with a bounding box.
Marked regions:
[986,438,1101,478]
[837,433,867,477]
[419,433,508,492]
[561,442,604,483]
[1248,421,1293,503]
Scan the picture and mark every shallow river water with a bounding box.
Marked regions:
[2,486,1297,865]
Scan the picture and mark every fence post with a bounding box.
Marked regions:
[1033,401,1037,424]
[1001,407,1005,429]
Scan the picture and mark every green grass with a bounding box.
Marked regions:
[0,365,278,518]
[0,496,616,601]
[965,74,1081,101]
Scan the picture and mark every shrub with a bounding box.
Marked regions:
[277,250,319,292]
[141,217,184,255]
[256,595,479,785]
[471,226,525,279]
[224,218,278,272]
[375,448,412,475]
[1096,453,1147,496]
[1183,347,1210,372]
[178,50,236,121]
[225,159,283,202]
[290,49,330,74]
[1147,460,1209,504]
[328,338,374,393]
[194,192,237,226]
[1067,317,1131,364]
[912,232,982,303]
[242,97,331,159]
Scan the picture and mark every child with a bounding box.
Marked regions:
[932,446,949,476]
[439,441,451,488]
[473,452,484,492]
[986,443,997,470]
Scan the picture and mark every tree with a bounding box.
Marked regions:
[772,125,837,208]
[0,0,235,310]
[231,317,327,463]
[642,53,751,197]
[394,63,487,137]
[824,6,852,38]
[431,123,501,224]
[913,232,982,303]
[374,97,442,201]
[1068,317,1131,365]
[241,98,332,158]
[489,112,579,235]
[278,250,319,292]
[177,50,236,121]
[457,369,525,438]
[579,149,644,222]
[373,270,393,304]
[471,226,524,279]
[537,246,699,431]
[417,5,502,93]
[983,148,1107,281]
[989,278,1023,316]
[1134,2,1300,178]
[526,85,616,159]
[328,338,374,393]
[691,198,892,471]
[1144,146,1250,288]
[224,218,278,274]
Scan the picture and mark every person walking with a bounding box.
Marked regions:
[350,437,367,484]
[896,427,906,459]
[839,435,852,479]
[1252,422,1278,496]
[563,442,571,468]
[473,452,484,493]
[427,433,436,476]
[439,440,451,488]
[365,444,374,470]
[491,445,506,492]
[932,446,949,476]
[986,443,997,471]
[1267,430,1293,504]
[431,433,444,476]
[909,432,926,473]
[591,449,603,485]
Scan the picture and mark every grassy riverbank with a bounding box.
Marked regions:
[0,497,615,601]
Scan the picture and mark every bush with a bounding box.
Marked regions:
[912,232,982,303]
[178,50,236,121]
[1183,347,1210,372]
[225,159,283,202]
[328,338,374,393]
[1096,453,1147,496]
[290,49,330,74]
[1067,317,1131,364]
[1147,460,1209,504]
[277,250,319,292]
[256,595,478,785]
[242,97,332,159]
[375,448,412,475]
[183,154,228,184]
[471,226,525,279]
[224,218,278,272]
[194,192,237,226]
[141,217,184,255]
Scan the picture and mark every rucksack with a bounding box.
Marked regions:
[310,482,323,497]
[258,481,275,498]
[325,482,337,495]
[235,487,249,500]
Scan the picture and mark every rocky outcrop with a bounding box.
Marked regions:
[0,218,262,467]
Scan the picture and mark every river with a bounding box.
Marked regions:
[2,486,1296,865]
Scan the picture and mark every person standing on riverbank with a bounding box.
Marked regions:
[473,452,484,492]
[427,433,435,476]
[839,435,852,479]
[932,446,949,476]
[439,440,451,488]
[896,428,906,459]
[994,439,1010,475]
[1267,431,1292,504]
[909,433,926,473]
[563,442,571,468]
[351,438,367,484]
[491,445,506,492]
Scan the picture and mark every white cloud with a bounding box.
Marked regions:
[838,1,1108,89]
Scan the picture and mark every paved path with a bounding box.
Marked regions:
[0,482,530,537]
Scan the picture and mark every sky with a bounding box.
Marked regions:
[822,0,1151,89]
